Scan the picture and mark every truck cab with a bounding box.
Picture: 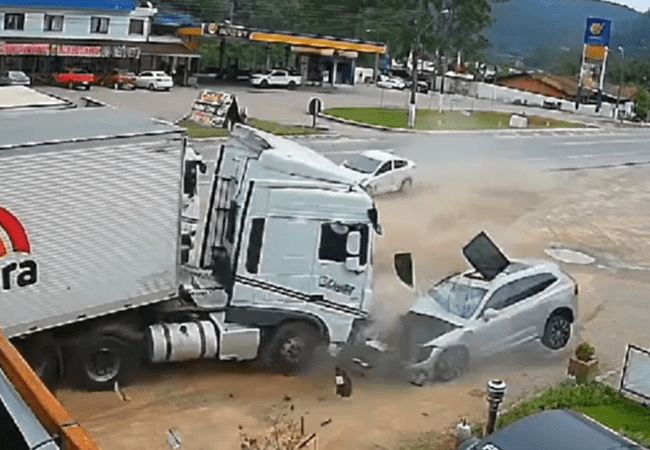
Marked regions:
[175,124,381,371]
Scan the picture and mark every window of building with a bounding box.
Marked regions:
[129,18,144,35]
[44,14,63,32]
[4,13,25,31]
[90,16,109,34]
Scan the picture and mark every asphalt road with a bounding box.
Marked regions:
[37,83,650,174]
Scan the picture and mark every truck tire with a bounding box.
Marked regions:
[68,334,138,390]
[400,178,412,192]
[260,79,269,88]
[67,81,74,90]
[148,83,155,91]
[261,322,321,374]
[288,81,296,90]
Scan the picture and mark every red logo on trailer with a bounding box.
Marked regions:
[0,206,37,290]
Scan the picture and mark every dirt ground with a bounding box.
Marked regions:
[56,162,650,450]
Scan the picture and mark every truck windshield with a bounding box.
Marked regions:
[427,282,487,319]
[343,155,382,174]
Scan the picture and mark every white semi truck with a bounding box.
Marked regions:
[0,103,384,389]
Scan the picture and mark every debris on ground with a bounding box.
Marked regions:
[239,405,307,450]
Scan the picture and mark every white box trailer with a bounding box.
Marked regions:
[0,107,184,338]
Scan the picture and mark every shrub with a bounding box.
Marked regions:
[575,342,595,362]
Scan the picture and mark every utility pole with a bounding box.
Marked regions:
[615,46,625,122]
[408,0,423,128]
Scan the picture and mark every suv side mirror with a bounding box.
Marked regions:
[482,308,499,321]
[394,252,414,289]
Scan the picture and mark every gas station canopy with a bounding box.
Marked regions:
[179,23,387,54]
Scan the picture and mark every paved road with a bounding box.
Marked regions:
[309,128,650,172]
[37,83,650,174]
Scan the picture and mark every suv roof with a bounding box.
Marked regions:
[483,409,646,450]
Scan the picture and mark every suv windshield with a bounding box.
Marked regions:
[427,281,487,319]
[343,155,382,174]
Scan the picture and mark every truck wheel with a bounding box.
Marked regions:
[261,322,321,374]
[67,81,74,90]
[541,312,571,349]
[260,80,269,88]
[288,81,296,90]
[68,334,138,390]
[434,347,469,382]
[148,83,155,91]
[400,178,412,192]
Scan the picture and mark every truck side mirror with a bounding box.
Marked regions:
[394,252,414,289]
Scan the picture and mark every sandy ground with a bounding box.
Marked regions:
[56,162,650,450]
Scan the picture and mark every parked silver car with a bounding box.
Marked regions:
[0,70,30,86]
[395,232,578,383]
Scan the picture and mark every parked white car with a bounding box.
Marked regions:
[395,232,578,383]
[376,75,406,90]
[250,69,301,89]
[341,150,416,195]
[135,71,173,91]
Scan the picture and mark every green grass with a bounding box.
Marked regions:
[177,120,230,138]
[249,118,324,135]
[497,382,650,446]
[325,107,583,130]
[178,119,323,138]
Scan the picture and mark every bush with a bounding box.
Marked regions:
[575,342,595,362]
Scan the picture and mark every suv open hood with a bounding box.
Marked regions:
[462,231,510,281]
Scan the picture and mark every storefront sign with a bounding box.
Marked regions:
[54,45,102,57]
[100,45,141,59]
[1,43,50,56]
[202,23,251,39]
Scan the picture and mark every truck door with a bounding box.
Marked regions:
[314,221,370,314]
[233,216,319,305]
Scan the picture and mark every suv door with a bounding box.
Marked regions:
[472,273,559,355]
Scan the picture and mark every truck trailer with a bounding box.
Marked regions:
[0,103,384,389]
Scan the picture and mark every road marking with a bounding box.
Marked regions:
[559,138,650,146]
[319,148,394,155]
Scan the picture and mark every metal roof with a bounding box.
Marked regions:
[0,106,182,149]
[0,0,137,10]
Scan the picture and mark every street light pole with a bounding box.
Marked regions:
[615,46,624,122]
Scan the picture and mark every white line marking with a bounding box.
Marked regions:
[559,138,650,146]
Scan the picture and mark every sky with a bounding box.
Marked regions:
[612,0,649,12]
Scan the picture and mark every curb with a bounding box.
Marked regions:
[319,112,603,135]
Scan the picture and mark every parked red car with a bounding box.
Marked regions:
[53,68,98,90]
[101,69,136,90]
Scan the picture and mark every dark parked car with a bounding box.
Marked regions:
[458,409,647,450]
[0,70,30,86]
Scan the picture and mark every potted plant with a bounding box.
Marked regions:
[568,342,599,384]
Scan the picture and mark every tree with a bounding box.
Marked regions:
[634,87,650,121]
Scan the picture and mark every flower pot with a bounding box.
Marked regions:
[568,357,599,384]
